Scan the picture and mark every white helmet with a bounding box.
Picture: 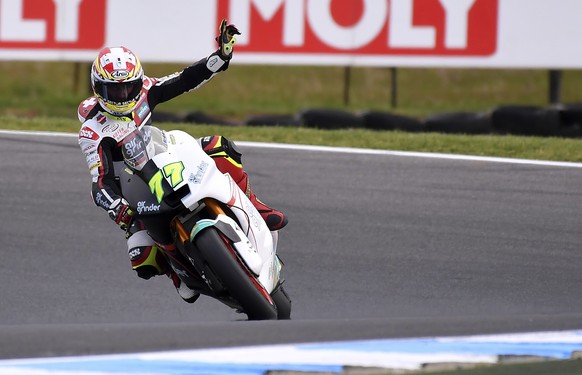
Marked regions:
[91,46,144,116]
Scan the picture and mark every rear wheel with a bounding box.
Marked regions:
[194,227,277,320]
[271,284,292,320]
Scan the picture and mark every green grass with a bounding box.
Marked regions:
[3,61,582,120]
[2,116,581,162]
[1,61,581,163]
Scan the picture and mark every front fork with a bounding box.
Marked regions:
[166,199,226,295]
[171,198,282,293]
[171,198,224,243]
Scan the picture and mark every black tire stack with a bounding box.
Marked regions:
[150,104,582,138]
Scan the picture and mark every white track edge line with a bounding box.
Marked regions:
[1,129,581,168]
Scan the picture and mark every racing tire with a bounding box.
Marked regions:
[194,227,278,320]
[491,106,560,136]
[424,111,492,135]
[557,103,582,138]
[299,108,363,130]
[183,111,235,126]
[244,114,301,127]
[271,284,292,320]
[360,111,424,132]
[151,111,184,123]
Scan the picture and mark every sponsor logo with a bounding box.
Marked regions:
[189,161,209,184]
[245,200,261,229]
[136,101,149,119]
[111,126,132,141]
[79,126,98,140]
[81,143,96,153]
[160,130,174,145]
[86,152,100,165]
[89,162,102,171]
[0,0,106,49]
[123,136,144,159]
[137,201,160,214]
[111,70,130,79]
[208,56,218,68]
[218,0,498,56]
[102,123,120,133]
[128,248,142,261]
[94,192,109,208]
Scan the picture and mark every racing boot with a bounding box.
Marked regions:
[237,171,288,231]
[201,135,288,231]
[159,243,200,304]
[168,271,200,304]
[127,230,170,280]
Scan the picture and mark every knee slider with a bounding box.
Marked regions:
[127,231,166,279]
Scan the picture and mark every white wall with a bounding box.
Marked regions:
[0,0,580,68]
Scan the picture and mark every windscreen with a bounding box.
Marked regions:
[121,125,167,171]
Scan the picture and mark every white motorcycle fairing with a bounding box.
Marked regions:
[146,129,281,294]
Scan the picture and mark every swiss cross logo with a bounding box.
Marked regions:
[0,0,106,49]
[218,0,498,56]
[82,97,97,108]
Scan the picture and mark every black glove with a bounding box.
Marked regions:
[108,198,134,230]
[215,18,240,61]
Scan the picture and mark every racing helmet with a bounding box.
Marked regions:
[91,46,144,116]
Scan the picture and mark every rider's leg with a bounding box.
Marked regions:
[126,222,199,303]
[200,135,288,231]
[156,242,200,304]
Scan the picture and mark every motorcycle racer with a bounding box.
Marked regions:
[78,20,287,304]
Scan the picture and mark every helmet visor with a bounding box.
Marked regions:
[96,79,143,104]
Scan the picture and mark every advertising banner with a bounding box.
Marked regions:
[0,0,580,68]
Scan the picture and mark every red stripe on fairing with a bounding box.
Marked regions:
[249,271,274,305]
[219,233,274,306]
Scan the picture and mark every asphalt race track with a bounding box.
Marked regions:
[1,130,581,359]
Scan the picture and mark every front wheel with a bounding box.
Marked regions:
[194,227,277,320]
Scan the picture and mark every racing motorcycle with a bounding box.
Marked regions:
[117,119,291,320]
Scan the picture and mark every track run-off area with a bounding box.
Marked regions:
[0,129,581,374]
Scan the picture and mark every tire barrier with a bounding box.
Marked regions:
[151,106,579,138]
[298,108,363,130]
[557,103,582,138]
[491,106,561,136]
[558,103,582,126]
[183,111,235,126]
[151,111,184,123]
[424,111,492,135]
[360,111,424,132]
[243,114,301,127]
